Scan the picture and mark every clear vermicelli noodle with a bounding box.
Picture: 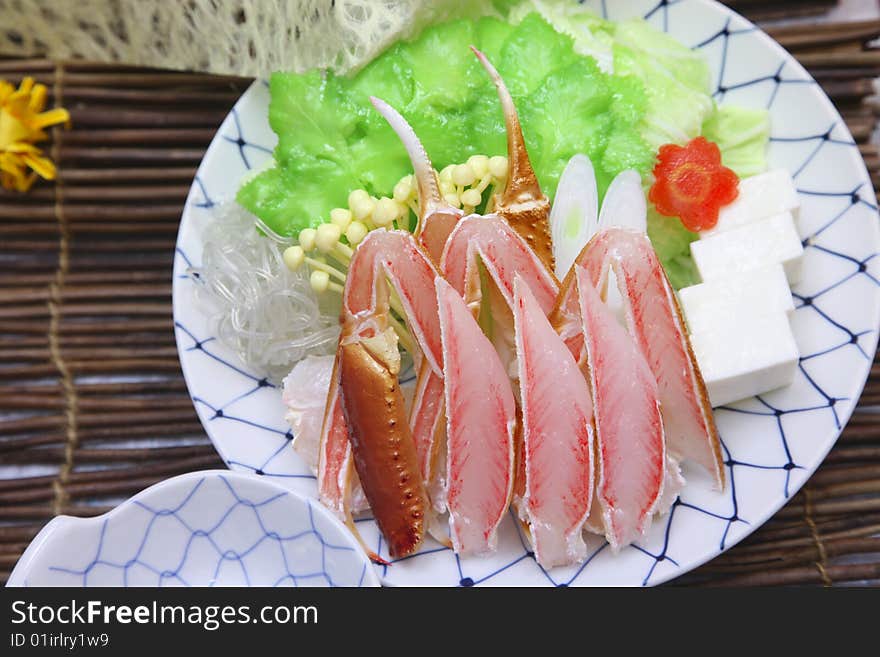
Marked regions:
[190,202,340,382]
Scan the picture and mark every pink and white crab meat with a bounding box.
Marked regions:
[436,276,516,556]
[513,276,594,568]
[575,265,666,550]
[554,228,724,490]
[319,229,445,559]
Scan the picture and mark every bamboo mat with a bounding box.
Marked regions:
[1,10,879,587]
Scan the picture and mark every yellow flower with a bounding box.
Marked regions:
[0,77,70,192]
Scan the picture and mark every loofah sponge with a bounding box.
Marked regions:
[0,0,506,77]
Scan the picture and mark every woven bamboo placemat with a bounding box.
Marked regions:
[1,9,879,587]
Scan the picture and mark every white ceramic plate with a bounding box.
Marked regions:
[172,0,880,586]
[8,471,380,587]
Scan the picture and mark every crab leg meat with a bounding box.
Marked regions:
[441,214,558,316]
[553,228,725,489]
[437,277,516,555]
[409,360,447,509]
[513,276,593,567]
[575,266,665,550]
[319,229,447,558]
[370,96,463,505]
[441,214,558,529]
[343,230,444,377]
[471,47,554,273]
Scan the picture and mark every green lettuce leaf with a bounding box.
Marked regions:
[242,10,653,236]
[237,164,354,234]
[520,58,650,198]
[646,206,700,290]
[404,20,485,112]
[508,0,614,71]
[702,104,771,178]
[474,15,515,62]
[496,13,578,97]
[611,20,714,150]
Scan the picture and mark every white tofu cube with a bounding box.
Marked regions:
[678,264,794,334]
[690,312,799,407]
[700,169,800,238]
[690,212,804,284]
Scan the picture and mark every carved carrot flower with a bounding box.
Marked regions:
[0,77,70,192]
[649,136,739,232]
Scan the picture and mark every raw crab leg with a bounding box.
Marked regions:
[343,230,443,375]
[409,365,447,511]
[369,96,463,502]
[320,229,443,559]
[441,214,558,317]
[437,54,559,526]
[441,214,558,522]
[436,277,515,555]
[552,228,725,489]
[575,266,665,550]
[471,47,554,273]
[513,276,593,568]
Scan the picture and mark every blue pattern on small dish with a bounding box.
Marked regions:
[170,0,880,586]
[7,471,380,587]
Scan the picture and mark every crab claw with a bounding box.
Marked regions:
[319,230,443,559]
[369,96,463,263]
[338,333,427,559]
[471,46,554,273]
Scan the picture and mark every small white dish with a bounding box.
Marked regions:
[7,471,380,587]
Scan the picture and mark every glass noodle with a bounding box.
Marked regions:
[190,203,340,382]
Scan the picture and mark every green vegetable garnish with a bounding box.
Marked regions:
[647,206,701,290]
[238,3,771,292]
[612,18,715,150]
[701,105,771,178]
[238,12,651,238]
